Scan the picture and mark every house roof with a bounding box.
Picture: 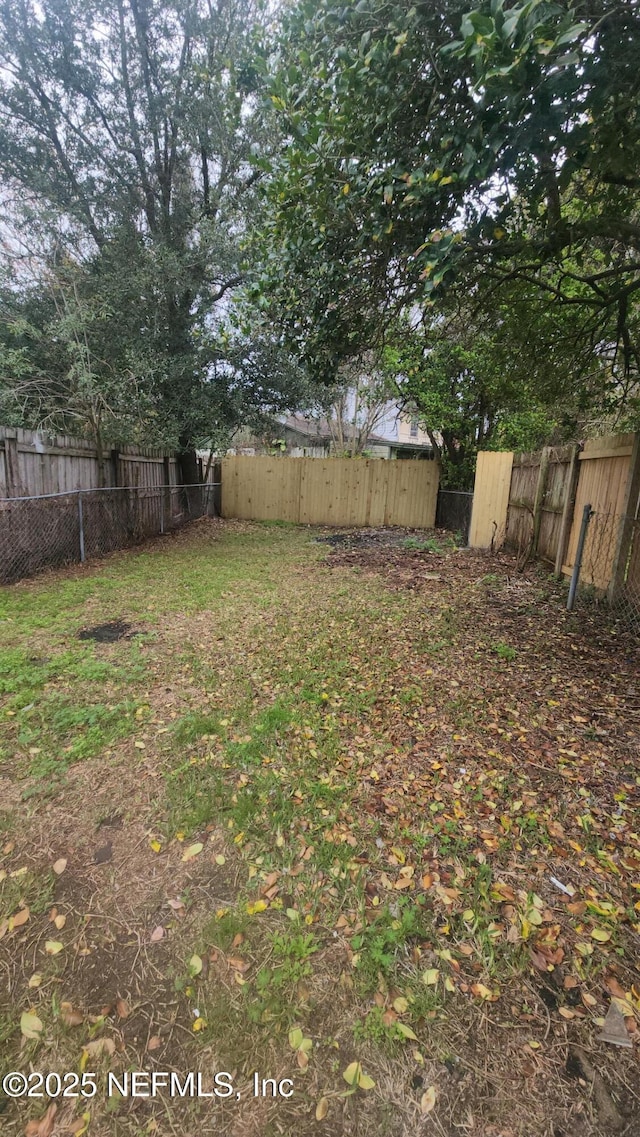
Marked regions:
[282,414,432,450]
[282,415,333,440]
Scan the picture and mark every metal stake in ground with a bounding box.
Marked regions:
[567,503,593,611]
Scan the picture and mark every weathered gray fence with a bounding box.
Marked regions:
[0,426,182,496]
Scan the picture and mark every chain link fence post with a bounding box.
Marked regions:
[567,503,593,611]
[78,492,86,563]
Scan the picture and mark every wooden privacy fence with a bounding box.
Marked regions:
[221,456,440,529]
[0,425,183,496]
[469,432,640,603]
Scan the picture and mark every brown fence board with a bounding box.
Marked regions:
[477,432,637,596]
[563,440,632,589]
[0,426,183,498]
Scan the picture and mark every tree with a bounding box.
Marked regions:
[0,0,306,475]
[256,0,640,417]
[386,311,567,487]
[315,354,396,456]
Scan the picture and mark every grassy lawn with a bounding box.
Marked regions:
[1,519,639,1137]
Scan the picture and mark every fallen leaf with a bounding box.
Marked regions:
[591,928,611,943]
[54,914,66,931]
[188,954,203,977]
[604,976,628,1000]
[21,1011,44,1040]
[44,941,64,955]
[84,1037,115,1059]
[420,1086,437,1114]
[342,1061,375,1090]
[116,997,130,1019]
[214,854,226,865]
[422,969,439,986]
[246,899,268,915]
[147,1036,162,1051]
[52,858,67,875]
[150,925,165,942]
[68,1113,90,1136]
[28,974,42,988]
[470,982,494,1001]
[343,1061,361,1086]
[11,906,30,929]
[24,1103,57,1137]
[182,842,203,862]
[395,1022,418,1040]
[315,1096,329,1120]
[226,956,248,972]
[60,1003,84,1027]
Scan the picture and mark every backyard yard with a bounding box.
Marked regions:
[0,520,639,1137]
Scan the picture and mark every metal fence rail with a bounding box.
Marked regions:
[0,483,219,584]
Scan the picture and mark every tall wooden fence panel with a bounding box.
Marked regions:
[468,451,514,548]
[472,433,639,607]
[563,434,635,590]
[221,456,440,528]
[505,446,576,565]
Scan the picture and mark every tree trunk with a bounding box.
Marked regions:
[177,436,202,516]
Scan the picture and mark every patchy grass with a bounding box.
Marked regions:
[0,519,639,1137]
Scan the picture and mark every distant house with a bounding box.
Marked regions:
[227,409,436,460]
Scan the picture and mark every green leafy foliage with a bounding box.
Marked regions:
[0,0,310,450]
[254,0,640,426]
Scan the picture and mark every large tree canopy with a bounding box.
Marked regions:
[256,0,640,421]
[0,0,308,466]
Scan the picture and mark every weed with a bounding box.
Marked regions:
[353,1006,404,1050]
[0,868,55,918]
[403,537,441,552]
[353,899,430,991]
[491,641,517,661]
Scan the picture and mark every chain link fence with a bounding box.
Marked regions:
[575,509,640,631]
[435,489,474,544]
[0,483,219,584]
[613,515,640,631]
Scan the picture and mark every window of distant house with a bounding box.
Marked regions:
[409,416,418,438]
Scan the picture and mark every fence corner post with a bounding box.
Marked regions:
[4,429,22,497]
[554,443,581,578]
[567,503,593,610]
[608,432,640,604]
[532,446,551,556]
